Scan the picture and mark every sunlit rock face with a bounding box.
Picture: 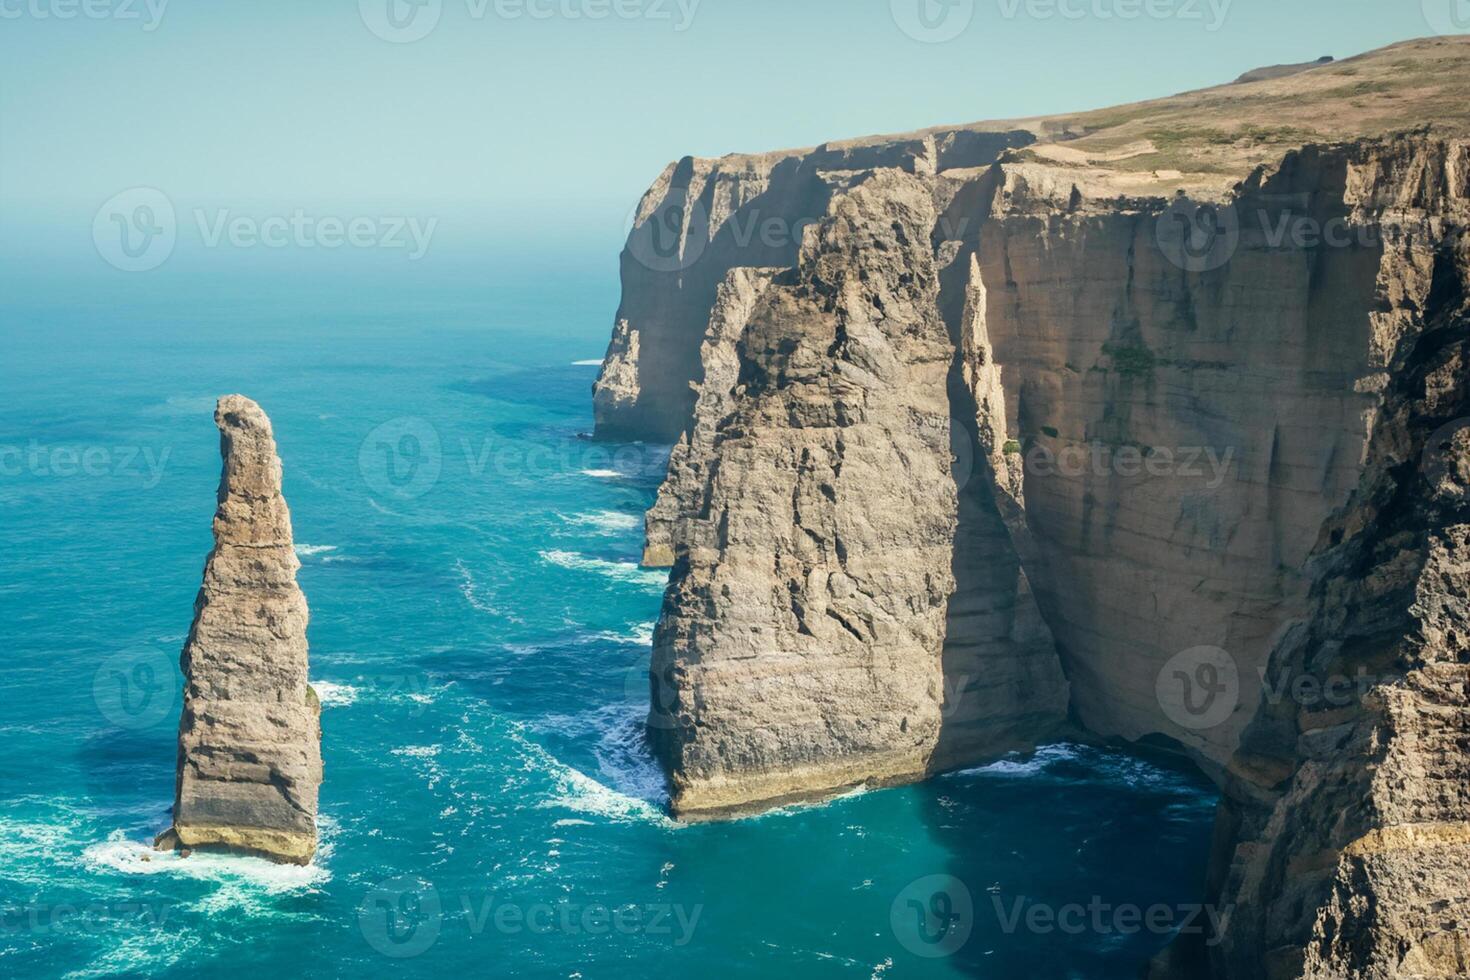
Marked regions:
[599,38,1470,977]
[156,395,322,866]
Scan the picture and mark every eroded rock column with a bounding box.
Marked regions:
[648,170,961,817]
[156,395,322,865]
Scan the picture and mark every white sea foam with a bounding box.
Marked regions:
[739,785,871,822]
[63,935,201,980]
[580,469,624,479]
[591,706,669,806]
[455,559,500,614]
[945,743,1208,799]
[0,815,79,884]
[310,681,359,707]
[393,745,442,759]
[508,725,674,827]
[142,395,217,417]
[539,551,668,590]
[571,359,604,366]
[294,544,338,557]
[583,622,656,646]
[560,510,640,534]
[81,829,330,894]
[950,743,1083,779]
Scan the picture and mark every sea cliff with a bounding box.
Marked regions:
[596,36,1470,978]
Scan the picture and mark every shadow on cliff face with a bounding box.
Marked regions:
[599,154,825,442]
[930,202,1071,772]
[902,744,1219,978]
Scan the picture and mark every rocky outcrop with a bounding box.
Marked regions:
[155,396,322,865]
[642,266,780,569]
[594,131,1036,443]
[1200,287,1470,980]
[1179,169,1470,980]
[598,35,1470,979]
[1233,55,1334,84]
[648,170,967,816]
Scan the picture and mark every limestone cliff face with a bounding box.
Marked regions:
[601,36,1470,977]
[594,130,1035,442]
[156,396,322,865]
[1193,152,1470,980]
[649,170,968,815]
[1201,289,1470,980]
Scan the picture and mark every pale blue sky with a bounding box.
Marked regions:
[0,0,1455,265]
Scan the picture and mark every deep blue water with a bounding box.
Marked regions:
[0,264,1218,978]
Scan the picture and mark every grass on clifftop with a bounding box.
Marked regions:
[1005,36,1470,181]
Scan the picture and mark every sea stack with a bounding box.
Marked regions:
[155,395,322,865]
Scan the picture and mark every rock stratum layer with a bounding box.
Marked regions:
[598,37,1470,978]
[156,396,322,866]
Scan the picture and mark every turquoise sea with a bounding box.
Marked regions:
[0,256,1218,978]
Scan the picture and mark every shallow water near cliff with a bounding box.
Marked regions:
[0,264,1218,978]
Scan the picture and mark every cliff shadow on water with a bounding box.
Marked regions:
[911,744,1220,978]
